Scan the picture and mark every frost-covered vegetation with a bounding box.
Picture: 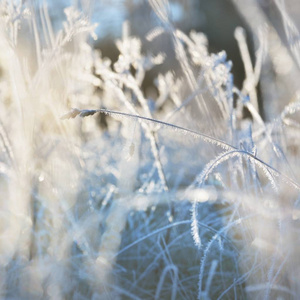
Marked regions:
[0,0,300,299]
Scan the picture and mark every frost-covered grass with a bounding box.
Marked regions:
[0,0,300,299]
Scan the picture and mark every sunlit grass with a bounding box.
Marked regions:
[0,1,299,299]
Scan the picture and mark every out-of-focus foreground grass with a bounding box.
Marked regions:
[0,1,300,299]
